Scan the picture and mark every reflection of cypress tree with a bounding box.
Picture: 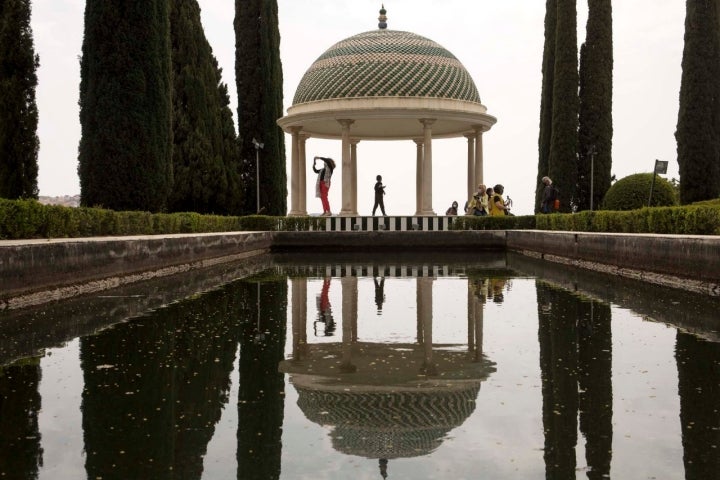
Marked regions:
[0,358,42,478]
[577,300,612,480]
[237,279,288,480]
[676,332,720,479]
[536,282,577,479]
[81,286,242,479]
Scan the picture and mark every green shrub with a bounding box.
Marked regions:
[601,173,678,211]
[451,215,536,230]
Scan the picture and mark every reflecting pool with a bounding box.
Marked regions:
[0,252,718,479]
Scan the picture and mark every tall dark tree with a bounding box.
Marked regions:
[0,0,39,200]
[577,0,613,211]
[675,0,720,204]
[78,1,173,212]
[536,0,557,212]
[169,0,243,215]
[548,0,579,213]
[235,0,287,215]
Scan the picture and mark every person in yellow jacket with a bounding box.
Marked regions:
[490,184,510,216]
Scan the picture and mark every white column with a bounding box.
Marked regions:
[417,276,436,375]
[474,126,486,187]
[288,127,302,215]
[414,138,423,216]
[338,119,355,216]
[299,134,308,215]
[420,119,436,215]
[465,133,475,203]
[340,276,358,373]
[291,277,307,361]
[351,140,359,215]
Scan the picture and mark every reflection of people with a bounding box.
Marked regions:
[490,277,507,303]
[372,175,387,216]
[374,276,386,313]
[314,278,335,336]
[313,156,336,216]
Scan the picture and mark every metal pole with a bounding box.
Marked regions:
[588,145,596,212]
[648,173,657,207]
[252,138,264,214]
[590,153,595,211]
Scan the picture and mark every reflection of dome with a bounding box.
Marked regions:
[293,30,481,105]
[281,342,496,459]
[296,385,481,459]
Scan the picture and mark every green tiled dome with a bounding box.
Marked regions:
[292,30,481,105]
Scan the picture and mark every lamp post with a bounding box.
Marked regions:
[252,138,264,214]
[587,145,597,211]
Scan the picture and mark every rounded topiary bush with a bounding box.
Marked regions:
[601,173,678,211]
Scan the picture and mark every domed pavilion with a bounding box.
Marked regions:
[278,6,497,216]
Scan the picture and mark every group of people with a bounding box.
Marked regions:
[313,155,557,217]
[313,156,387,216]
[447,183,512,217]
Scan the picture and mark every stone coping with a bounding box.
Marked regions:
[1,230,718,311]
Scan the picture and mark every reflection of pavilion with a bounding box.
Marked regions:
[280,275,496,469]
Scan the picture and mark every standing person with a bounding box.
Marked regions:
[490,184,510,216]
[313,156,335,216]
[485,187,494,215]
[540,176,559,213]
[372,174,387,216]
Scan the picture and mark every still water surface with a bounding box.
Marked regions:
[0,253,718,479]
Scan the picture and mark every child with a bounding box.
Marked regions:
[372,175,387,216]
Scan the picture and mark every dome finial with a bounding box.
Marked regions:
[378,4,387,30]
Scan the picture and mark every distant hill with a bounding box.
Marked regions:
[38,195,80,208]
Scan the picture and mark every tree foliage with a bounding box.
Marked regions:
[675,0,720,204]
[547,0,579,213]
[578,0,613,211]
[78,0,173,212]
[536,0,557,213]
[169,0,243,215]
[0,0,39,200]
[235,0,286,215]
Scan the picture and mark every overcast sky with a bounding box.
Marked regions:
[32,1,685,215]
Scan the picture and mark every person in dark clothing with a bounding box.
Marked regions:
[540,176,558,213]
[372,174,387,216]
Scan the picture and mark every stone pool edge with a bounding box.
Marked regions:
[2,230,719,310]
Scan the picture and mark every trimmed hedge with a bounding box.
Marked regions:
[0,199,331,239]
[536,205,720,235]
[1,199,718,239]
[450,215,537,231]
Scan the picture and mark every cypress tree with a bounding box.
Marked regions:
[169,0,242,214]
[0,0,39,200]
[577,0,613,211]
[78,1,173,212]
[548,0,579,212]
[235,0,286,215]
[536,0,557,213]
[675,0,720,204]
